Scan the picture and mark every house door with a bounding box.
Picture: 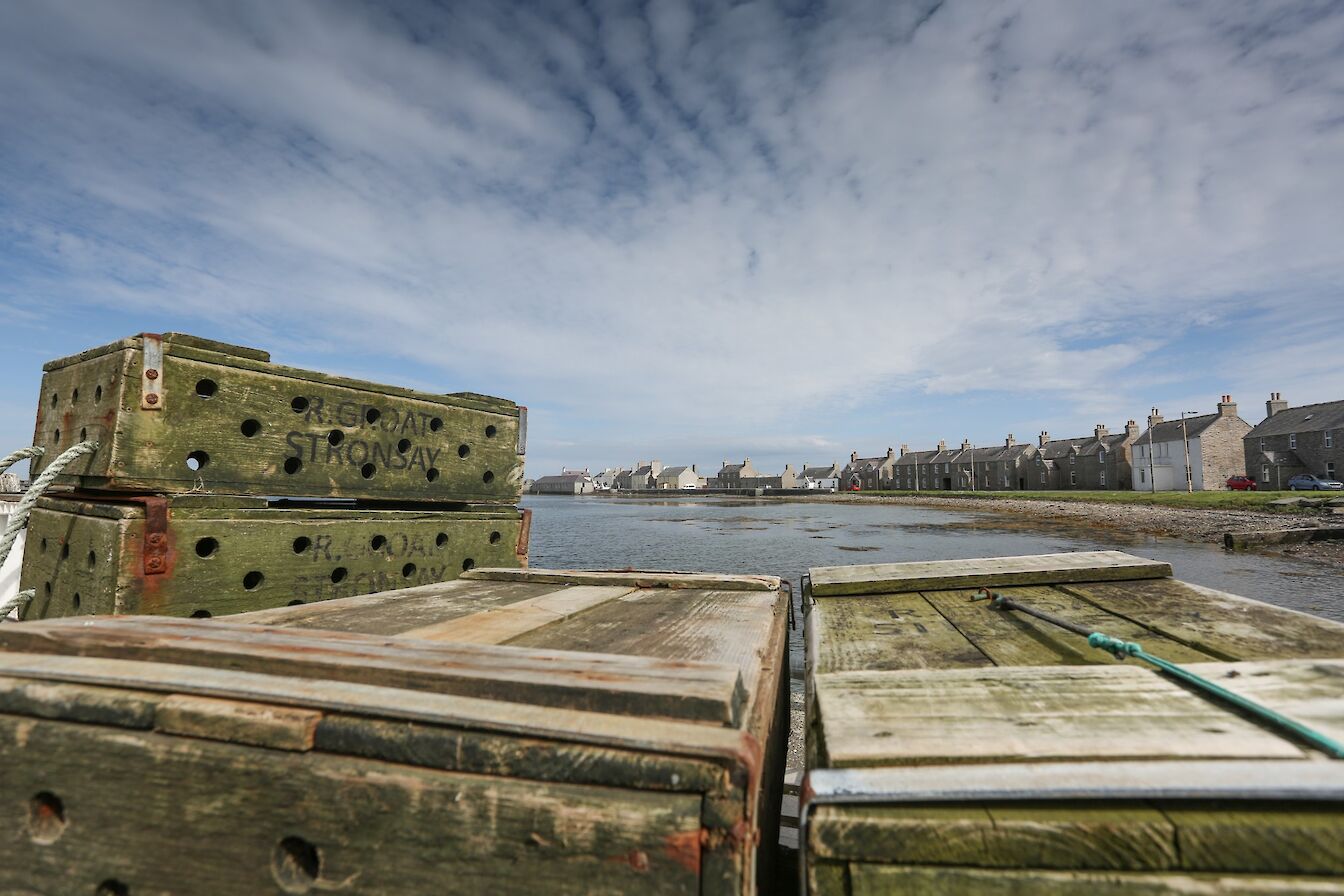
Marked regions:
[1018,477,1025,490]
[942,477,952,490]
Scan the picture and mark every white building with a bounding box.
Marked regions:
[591,468,619,490]
[1131,398,1251,491]
[798,463,842,491]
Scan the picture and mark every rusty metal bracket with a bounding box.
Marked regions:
[515,507,532,566]
[140,333,164,411]
[142,496,170,575]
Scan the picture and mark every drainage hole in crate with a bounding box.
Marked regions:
[186,450,210,471]
[40,537,47,553]
[462,558,475,572]
[457,444,470,458]
[401,563,416,578]
[28,792,66,844]
[49,392,58,408]
[397,438,411,453]
[80,427,87,443]
[196,379,218,399]
[94,384,103,403]
[292,536,311,554]
[426,467,439,482]
[429,417,443,432]
[272,836,320,892]
[291,396,309,413]
[365,407,380,425]
[241,419,261,438]
[489,531,501,544]
[96,879,130,896]
[370,534,387,551]
[360,463,376,479]
[195,537,219,558]
[485,425,497,438]
[243,571,265,591]
[435,532,448,547]
[72,593,81,612]
[88,550,97,568]
[190,609,212,619]
[330,567,348,584]
[61,542,69,560]
[72,387,80,403]
[482,470,495,484]
[53,428,61,444]
[43,582,51,597]
[327,430,344,447]
[284,457,303,475]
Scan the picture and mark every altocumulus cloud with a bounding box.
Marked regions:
[1,0,1342,474]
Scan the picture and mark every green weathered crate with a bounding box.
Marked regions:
[19,494,529,619]
[32,333,525,503]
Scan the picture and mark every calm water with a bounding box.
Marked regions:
[522,495,1344,621]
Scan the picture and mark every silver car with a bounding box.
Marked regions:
[1287,473,1344,491]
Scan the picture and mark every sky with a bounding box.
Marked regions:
[2,0,1342,479]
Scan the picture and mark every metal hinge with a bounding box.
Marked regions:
[140,333,164,411]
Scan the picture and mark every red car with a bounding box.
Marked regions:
[1226,475,1258,491]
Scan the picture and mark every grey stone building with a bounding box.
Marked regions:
[1244,393,1344,488]
[1132,396,1250,490]
[715,458,762,488]
[616,460,662,490]
[842,448,897,490]
[655,465,705,489]
[531,469,595,494]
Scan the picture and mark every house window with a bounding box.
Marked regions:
[1262,465,1269,482]
[1100,469,1106,486]
[1140,469,1146,484]
[1327,431,1334,449]
[1329,462,1337,479]
[1260,439,1265,451]
[1290,433,1297,449]
[1099,449,1106,462]
[1070,455,1075,465]
[1070,471,1077,486]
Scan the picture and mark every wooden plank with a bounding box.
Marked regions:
[0,617,748,726]
[810,551,1171,596]
[813,666,1304,768]
[465,567,781,591]
[0,650,753,762]
[0,712,703,895]
[1062,579,1344,661]
[848,864,1344,894]
[809,592,992,675]
[1162,802,1344,875]
[1178,659,1344,749]
[809,803,1179,870]
[226,578,545,632]
[155,694,321,751]
[399,585,634,643]
[924,586,1220,667]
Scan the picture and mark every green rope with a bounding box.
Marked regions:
[1085,632,1344,759]
[975,588,1344,759]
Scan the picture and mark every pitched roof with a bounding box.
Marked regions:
[1245,399,1344,439]
[658,465,692,477]
[802,465,839,477]
[534,472,591,485]
[1138,413,1224,444]
[720,463,745,474]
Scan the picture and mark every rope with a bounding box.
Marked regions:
[0,446,44,477]
[0,588,34,620]
[0,441,99,574]
[974,587,1344,759]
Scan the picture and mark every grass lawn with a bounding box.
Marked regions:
[848,489,1337,512]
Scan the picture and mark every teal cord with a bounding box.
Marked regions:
[1086,632,1344,759]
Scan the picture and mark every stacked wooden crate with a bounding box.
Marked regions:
[801,551,1344,894]
[19,332,528,619]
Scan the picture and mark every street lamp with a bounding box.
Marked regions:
[1180,410,1200,492]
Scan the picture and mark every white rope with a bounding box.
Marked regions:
[0,441,99,574]
[0,446,43,477]
[0,588,34,619]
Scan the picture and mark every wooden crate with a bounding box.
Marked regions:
[32,332,524,503]
[0,568,789,895]
[802,551,1344,894]
[19,494,528,620]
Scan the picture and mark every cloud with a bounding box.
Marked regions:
[1,0,1341,475]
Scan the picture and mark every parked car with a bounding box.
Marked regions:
[1226,475,1258,491]
[1287,473,1344,491]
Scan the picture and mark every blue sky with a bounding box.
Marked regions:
[2,0,1342,479]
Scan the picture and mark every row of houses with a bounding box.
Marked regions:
[531,393,1343,496]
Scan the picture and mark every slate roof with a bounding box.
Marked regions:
[1246,399,1344,439]
[658,466,692,478]
[1138,414,1222,444]
[802,465,839,478]
[1250,449,1303,466]
[535,472,591,485]
[720,463,745,474]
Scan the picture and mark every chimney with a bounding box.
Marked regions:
[1039,431,1050,448]
[1094,423,1109,440]
[691,464,696,473]
[899,444,909,457]
[1005,434,1015,447]
[1217,395,1237,418]
[960,438,971,451]
[937,439,947,452]
[886,447,894,460]
[1266,392,1287,418]
[1148,408,1164,428]
[850,451,858,463]
[1125,419,1139,439]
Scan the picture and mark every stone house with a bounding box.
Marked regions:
[655,465,704,489]
[591,468,620,490]
[843,448,897,490]
[1244,393,1344,488]
[893,446,937,490]
[531,469,595,495]
[798,463,842,490]
[716,458,762,488]
[950,436,1040,491]
[616,460,663,490]
[1132,396,1250,491]
[741,463,797,490]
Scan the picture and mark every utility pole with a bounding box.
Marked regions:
[1180,410,1199,492]
[969,444,976,492]
[1147,409,1157,494]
